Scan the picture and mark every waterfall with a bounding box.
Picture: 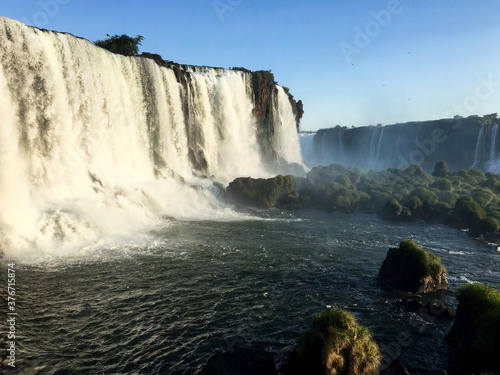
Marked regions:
[470,124,500,171]
[0,18,302,255]
[301,119,491,172]
[485,124,500,173]
[368,127,385,169]
[471,126,487,169]
[299,132,316,165]
[375,127,385,164]
[274,86,304,165]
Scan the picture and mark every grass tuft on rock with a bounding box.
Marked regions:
[286,308,380,375]
[398,239,447,278]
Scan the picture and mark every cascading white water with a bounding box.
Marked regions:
[375,127,385,163]
[485,124,500,173]
[299,133,316,166]
[470,124,500,172]
[0,18,302,256]
[274,86,303,165]
[471,126,487,169]
[368,127,385,169]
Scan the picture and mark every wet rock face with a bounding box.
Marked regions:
[251,70,276,125]
[377,240,449,294]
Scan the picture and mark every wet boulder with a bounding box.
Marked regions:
[378,240,448,294]
[225,175,294,208]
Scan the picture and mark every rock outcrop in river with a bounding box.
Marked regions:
[284,307,381,375]
[377,240,448,294]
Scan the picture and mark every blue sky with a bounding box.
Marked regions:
[1,0,500,131]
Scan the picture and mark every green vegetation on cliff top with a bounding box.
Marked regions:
[398,239,447,278]
[94,34,144,56]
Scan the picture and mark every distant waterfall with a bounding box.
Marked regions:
[0,18,302,255]
[299,119,493,173]
[472,124,500,172]
[301,126,387,169]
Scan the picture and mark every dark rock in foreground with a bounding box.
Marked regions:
[382,359,411,375]
[225,175,294,208]
[197,346,277,375]
[446,283,500,374]
[378,240,448,294]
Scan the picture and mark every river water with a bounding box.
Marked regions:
[2,209,499,374]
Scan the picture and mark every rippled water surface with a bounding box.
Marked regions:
[2,210,500,374]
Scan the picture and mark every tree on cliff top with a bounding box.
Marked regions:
[94,34,144,56]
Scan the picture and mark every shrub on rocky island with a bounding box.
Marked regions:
[295,161,500,238]
[225,161,500,238]
[446,283,500,374]
[284,307,380,375]
[377,240,448,294]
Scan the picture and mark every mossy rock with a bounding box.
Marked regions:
[327,187,360,213]
[378,240,448,294]
[470,217,500,237]
[284,308,381,375]
[432,160,450,178]
[447,284,500,374]
[456,200,486,228]
[431,179,453,191]
[225,175,294,208]
[409,187,439,209]
[453,168,487,185]
[379,198,412,220]
[406,196,423,213]
[472,188,498,207]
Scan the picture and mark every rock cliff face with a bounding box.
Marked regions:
[302,116,500,173]
[248,70,304,163]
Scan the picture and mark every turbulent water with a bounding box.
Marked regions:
[0,18,303,256]
[2,210,499,374]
